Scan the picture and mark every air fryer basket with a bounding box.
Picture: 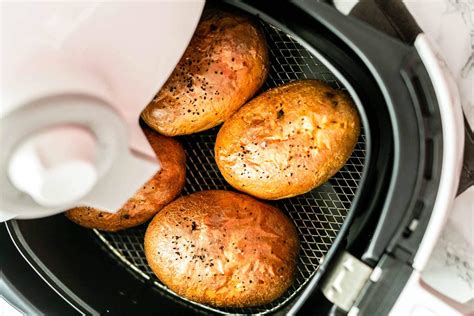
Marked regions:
[93,21,367,315]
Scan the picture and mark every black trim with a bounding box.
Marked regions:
[6,220,95,314]
[0,223,77,315]
[458,116,473,195]
[6,216,202,315]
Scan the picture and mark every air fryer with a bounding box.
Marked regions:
[1,1,465,315]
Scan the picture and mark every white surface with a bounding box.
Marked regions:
[0,298,22,316]
[422,187,474,304]
[390,272,471,316]
[333,0,358,15]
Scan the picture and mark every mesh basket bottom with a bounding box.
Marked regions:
[93,21,366,315]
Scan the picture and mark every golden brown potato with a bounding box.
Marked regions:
[141,9,268,136]
[144,190,299,307]
[66,126,186,231]
[215,80,360,200]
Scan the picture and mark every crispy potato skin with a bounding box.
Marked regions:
[144,190,299,307]
[141,9,268,136]
[66,127,186,232]
[215,80,360,200]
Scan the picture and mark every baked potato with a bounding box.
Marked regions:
[66,126,186,231]
[144,190,299,307]
[215,80,360,200]
[141,9,269,136]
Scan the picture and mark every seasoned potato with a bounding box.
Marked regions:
[215,80,360,200]
[141,9,268,136]
[66,126,186,231]
[144,190,299,307]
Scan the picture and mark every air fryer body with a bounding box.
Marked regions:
[1,1,464,315]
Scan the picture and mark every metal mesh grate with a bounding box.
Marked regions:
[93,22,366,314]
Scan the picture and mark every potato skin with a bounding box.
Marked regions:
[65,126,186,231]
[144,190,299,308]
[215,80,360,200]
[141,9,268,136]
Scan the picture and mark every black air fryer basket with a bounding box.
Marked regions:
[1,1,444,315]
